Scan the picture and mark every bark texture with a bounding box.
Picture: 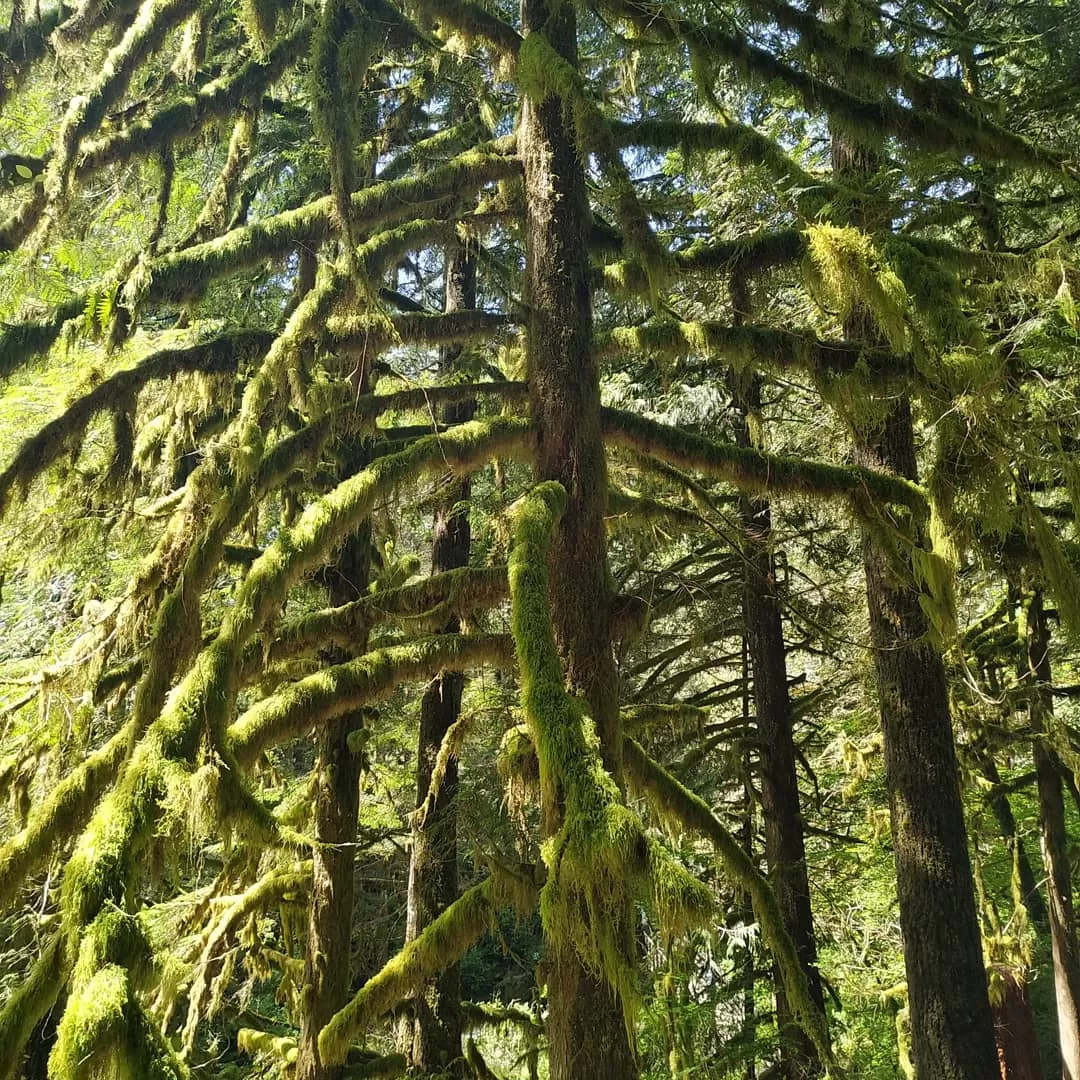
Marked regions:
[992,967,1043,1080]
[401,245,476,1076]
[519,2,636,1075]
[734,373,825,1078]
[296,527,370,1080]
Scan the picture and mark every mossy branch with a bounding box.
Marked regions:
[319,874,537,1063]
[601,406,927,517]
[229,633,513,765]
[596,320,908,383]
[622,736,832,1064]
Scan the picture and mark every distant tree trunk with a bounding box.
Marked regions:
[1023,589,1080,1080]
[733,370,825,1079]
[520,0,637,1074]
[991,966,1043,1080]
[401,243,476,1076]
[296,522,370,1080]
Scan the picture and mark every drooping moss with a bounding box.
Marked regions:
[184,863,312,1051]
[0,330,272,517]
[622,736,832,1065]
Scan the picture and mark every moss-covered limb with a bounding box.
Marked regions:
[182,109,258,247]
[606,486,709,531]
[595,320,908,383]
[414,0,522,56]
[347,380,527,425]
[375,119,486,184]
[0,329,273,516]
[237,1028,299,1065]
[601,406,927,516]
[461,1000,543,1035]
[0,725,131,912]
[41,0,201,218]
[267,565,509,661]
[229,634,512,764]
[328,309,514,353]
[0,933,67,1080]
[610,118,832,208]
[0,297,85,380]
[183,863,312,1050]
[148,146,519,304]
[319,875,534,1063]
[0,4,64,100]
[620,703,708,735]
[77,20,312,175]
[622,736,831,1063]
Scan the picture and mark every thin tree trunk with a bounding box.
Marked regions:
[1023,589,1080,1080]
[991,966,1043,1080]
[401,244,476,1076]
[733,373,825,1078]
[296,522,370,1080]
[858,400,998,1079]
[519,1,637,1074]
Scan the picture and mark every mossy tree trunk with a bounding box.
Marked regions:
[296,522,371,1080]
[733,373,825,1078]
[1023,589,1080,1080]
[401,243,476,1076]
[519,2,637,1075]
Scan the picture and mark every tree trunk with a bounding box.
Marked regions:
[296,528,370,1080]
[858,400,998,1079]
[992,966,1043,1080]
[733,373,825,1078]
[401,244,476,1076]
[519,1,637,1074]
[1024,589,1080,1080]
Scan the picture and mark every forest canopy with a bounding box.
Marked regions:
[0,0,1078,1076]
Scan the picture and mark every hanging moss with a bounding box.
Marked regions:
[229,633,513,765]
[507,483,712,1034]
[184,863,312,1052]
[412,0,521,56]
[319,873,537,1063]
[1021,493,1080,639]
[602,406,927,517]
[0,298,85,381]
[0,329,271,516]
[622,736,832,1066]
[41,0,201,225]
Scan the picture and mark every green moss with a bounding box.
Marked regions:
[602,406,927,518]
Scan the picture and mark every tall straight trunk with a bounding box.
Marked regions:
[1023,589,1080,1079]
[830,122,997,1077]
[733,374,825,1078]
[857,400,998,1079]
[401,244,476,1075]
[519,3,637,1075]
[297,525,370,1080]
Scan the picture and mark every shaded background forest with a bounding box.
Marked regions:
[0,0,1079,1075]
